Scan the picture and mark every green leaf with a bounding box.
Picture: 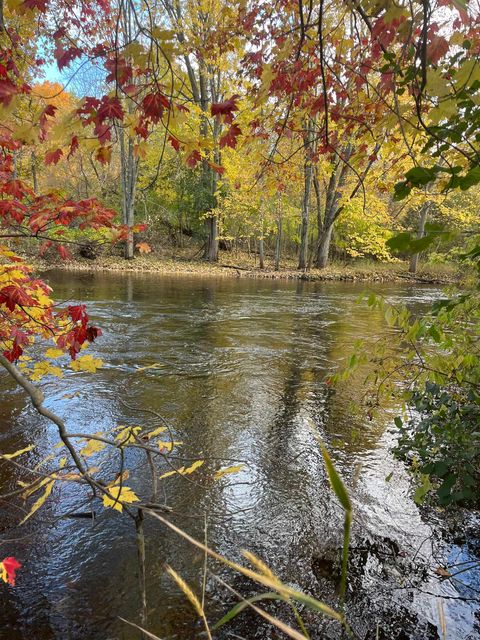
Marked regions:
[321,445,351,512]
[393,181,410,201]
[405,166,437,186]
[437,474,456,498]
[460,166,480,190]
[427,325,442,343]
[387,232,437,255]
[433,461,449,478]
[386,232,412,251]
[413,474,432,504]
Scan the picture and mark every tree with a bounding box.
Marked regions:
[159,0,245,261]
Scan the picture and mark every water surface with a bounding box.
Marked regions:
[0,272,478,640]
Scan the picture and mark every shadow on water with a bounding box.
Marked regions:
[0,271,478,639]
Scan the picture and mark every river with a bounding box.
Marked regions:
[0,272,478,640]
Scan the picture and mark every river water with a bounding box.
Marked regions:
[0,272,478,640]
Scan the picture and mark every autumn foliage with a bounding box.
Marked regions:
[0,557,21,586]
[0,0,480,599]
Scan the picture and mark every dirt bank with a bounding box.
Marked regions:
[34,254,463,285]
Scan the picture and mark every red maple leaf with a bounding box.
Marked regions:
[39,240,52,256]
[4,342,23,362]
[54,44,82,71]
[168,135,180,151]
[208,161,225,175]
[22,0,47,10]
[2,179,27,199]
[428,33,449,64]
[67,304,87,324]
[39,104,57,140]
[57,244,72,260]
[1,557,21,586]
[93,123,112,145]
[0,79,18,106]
[142,92,170,123]
[86,326,102,342]
[211,95,239,123]
[0,285,36,311]
[67,135,79,159]
[186,150,201,168]
[97,96,124,121]
[220,124,242,149]
[45,149,63,165]
[105,57,132,85]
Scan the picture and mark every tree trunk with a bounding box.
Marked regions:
[118,3,138,261]
[298,121,316,270]
[316,224,333,269]
[31,152,38,193]
[409,202,429,273]
[119,127,138,260]
[275,217,282,271]
[125,202,135,260]
[309,169,322,269]
[298,161,313,270]
[204,215,218,261]
[198,61,220,262]
[259,236,265,269]
[314,151,350,269]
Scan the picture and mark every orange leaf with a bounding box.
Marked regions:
[135,242,151,254]
[45,148,63,165]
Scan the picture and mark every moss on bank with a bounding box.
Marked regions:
[32,252,464,284]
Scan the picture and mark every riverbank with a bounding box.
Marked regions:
[34,252,463,284]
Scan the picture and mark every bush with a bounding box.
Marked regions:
[393,382,480,506]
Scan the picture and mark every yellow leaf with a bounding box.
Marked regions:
[1,444,35,459]
[151,27,176,40]
[135,363,162,372]
[80,435,106,457]
[61,391,81,399]
[45,348,64,359]
[80,138,101,152]
[182,460,204,475]
[20,479,55,524]
[214,464,244,480]
[21,476,51,500]
[70,354,103,373]
[144,426,167,439]
[30,361,63,382]
[102,486,139,512]
[13,122,38,144]
[159,460,204,479]
[159,468,178,479]
[115,426,142,444]
[158,440,183,452]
